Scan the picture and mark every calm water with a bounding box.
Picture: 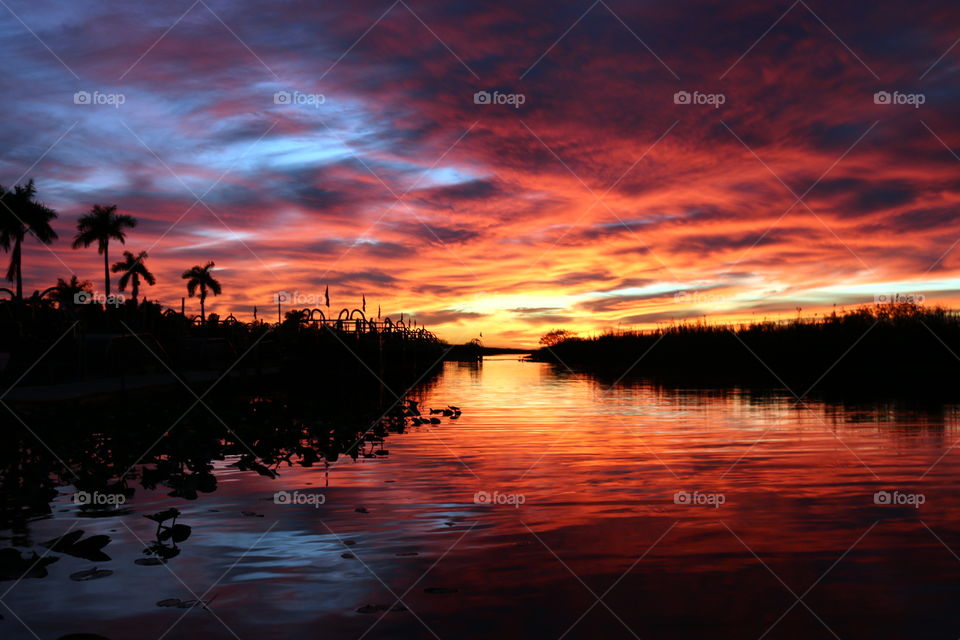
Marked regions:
[5,357,960,639]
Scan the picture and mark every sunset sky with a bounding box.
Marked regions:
[2,0,959,346]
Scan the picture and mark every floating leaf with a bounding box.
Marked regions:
[157,524,191,543]
[395,551,419,557]
[134,558,165,566]
[169,524,192,543]
[0,548,58,580]
[424,587,458,594]
[41,530,84,552]
[155,597,211,609]
[354,507,369,514]
[156,598,181,607]
[70,535,112,562]
[41,532,111,562]
[70,567,113,582]
[144,509,181,525]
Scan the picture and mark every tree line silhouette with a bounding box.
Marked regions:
[0,179,221,320]
[535,304,960,396]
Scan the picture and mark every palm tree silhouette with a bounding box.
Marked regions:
[182,261,221,322]
[50,275,93,308]
[72,204,137,296]
[111,250,155,305]
[0,180,58,299]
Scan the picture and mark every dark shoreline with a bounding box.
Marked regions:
[531,304,960,400]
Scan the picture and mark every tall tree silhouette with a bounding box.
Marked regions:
[111,250,155,304]
[182,261,221,322]
[72,204,136,296]
[0,180,58,299]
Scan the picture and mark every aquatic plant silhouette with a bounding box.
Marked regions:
[536,303,960,394]
[42,530,112,562]
[0,548,58,580]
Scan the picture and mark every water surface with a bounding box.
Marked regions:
[4,357,960,639]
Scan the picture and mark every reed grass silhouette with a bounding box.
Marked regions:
[536,304,960,395]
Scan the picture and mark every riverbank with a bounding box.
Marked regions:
[0,298,449,403]
[532,304,960,396]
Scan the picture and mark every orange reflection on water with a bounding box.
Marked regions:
[7,357,960,639]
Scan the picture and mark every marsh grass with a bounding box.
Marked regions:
[535,304,960,394]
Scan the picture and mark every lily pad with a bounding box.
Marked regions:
[156,598,182,607]
[70,536,112,562]
[354,507,369,514]
[42,532,111,561]
[144,509,181,525]
[41,530,84,552]
[0,548,58,580]
[70,567,113,582]
[156,597,211,609]
[134,558,165,566]
[158,524,192,543]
